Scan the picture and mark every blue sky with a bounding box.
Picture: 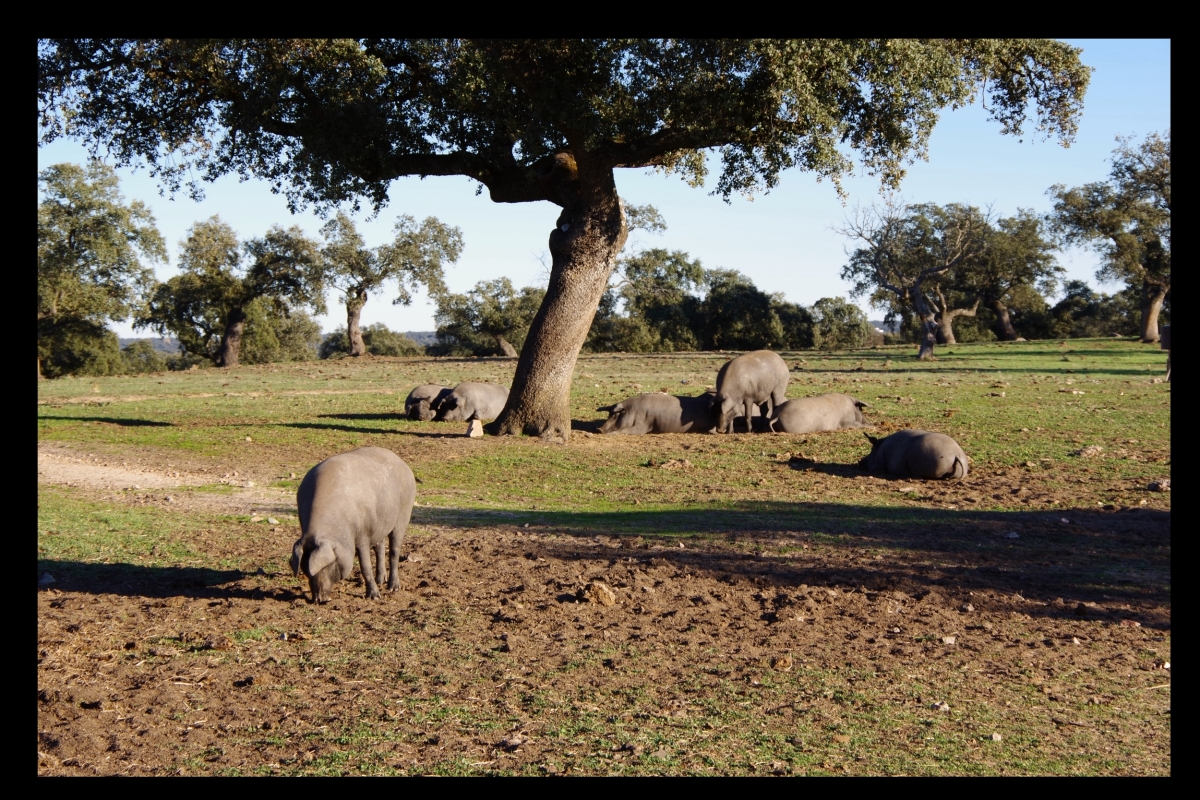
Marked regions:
[37,39,1170,338]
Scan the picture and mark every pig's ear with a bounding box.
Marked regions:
[865,433,879,445]
[305,541,337,577]
[290,541,304,578]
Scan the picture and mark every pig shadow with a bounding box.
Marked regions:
[36,561,304,603]
[38,416,174,427]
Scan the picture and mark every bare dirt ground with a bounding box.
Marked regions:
[37,442,1170,775]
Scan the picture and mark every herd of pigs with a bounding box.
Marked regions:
[291,350,968,603]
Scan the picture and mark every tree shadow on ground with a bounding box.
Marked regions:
[319,413,406,422]
[38,416,174,427]
[37,502,1169,626]
[34,561,307,602]
[278,421,406,436]
[412,502,1170,625]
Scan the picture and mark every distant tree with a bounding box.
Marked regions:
[811,297,872,350]
[698,270,786,351]
[585,290,658,353]
[1041,279,1147,339]
[431,279,546,357]
[138,217,323,367]
[320,324,424,359]
[958,210,1062,340]
[41,38,1090,441]
[37,161,166,378]
[840,202,989,359]
[610,249,706,352]
[772,299,817,350]
[240,304,324,364]
[588,251,818,353]
[119,339,168,374]
[1049,131,1170,342]
[319,212,462,357]
[37,317,123,378]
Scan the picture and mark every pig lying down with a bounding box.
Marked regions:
[598,391,766,434]
[404,384,452,421]
[435,382,510,422]
[858,429,969,480]
[290,447,416,603]
[598,392,719,434]
[769,393,870,433]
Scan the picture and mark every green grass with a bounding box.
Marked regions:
[37,340,1171,518]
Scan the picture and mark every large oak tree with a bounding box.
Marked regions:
[840,202,989,358]
[37,161,166,378]
[139,217,323,367]
[1049,131,1170,343]
[319,212,463,357]
[40,39,1090,439]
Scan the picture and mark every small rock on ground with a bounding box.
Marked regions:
[579,581,617,607]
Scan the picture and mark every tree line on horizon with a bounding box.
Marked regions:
[39,130,1168,378]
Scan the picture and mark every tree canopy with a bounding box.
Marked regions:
[840,202,989,357]
[38,161,166,378]
[319,212,462,356]
[431,278,546,357]
[138,217,323,367]
[39,39,1090,210]
[1049,131,1170,341]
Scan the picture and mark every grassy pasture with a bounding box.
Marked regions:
[37,339,1170,775]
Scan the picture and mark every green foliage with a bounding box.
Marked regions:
[38,161,166,377]
[811,297,872,350]
[698,270,784,350]
[119,339,168,374]
[320,211,462,313]
[37,316,123,378]
[40,40,1090,211]
[1050,131,1170,291]
[240,303,324,364]
[431,279,546,356]
[603,249,706,352]
[320,324,425,359]
[586,252,824,353]
[842,203,1061,344]
[138,217,323,366]
[1037,280,1143,339]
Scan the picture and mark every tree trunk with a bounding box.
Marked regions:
[1139,280,1169,343]
[487,164,627,442]
[936,298,980,344]
[218,308,246,368]
[989,299,1019,340]
[936,316,955,345]
[347,291,368,356]
[917,313,939,359]
[496,335,519,357]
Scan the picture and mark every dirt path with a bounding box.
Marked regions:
[38,441,296,519]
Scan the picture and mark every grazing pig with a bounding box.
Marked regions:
[435,382,510,422]
[598,392,720,434]
[858,429,969,480]
[713,350,789,433]
[290,447,416,603]
[769,393,870,433]
[405,384,452,421]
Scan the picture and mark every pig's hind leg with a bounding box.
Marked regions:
[386,523,408,592]
[373,540,387,588]
[357,541,382,600]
